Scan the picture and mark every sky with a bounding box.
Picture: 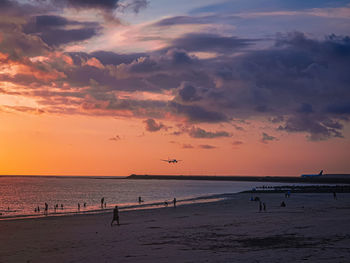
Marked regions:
[0,0,350,177]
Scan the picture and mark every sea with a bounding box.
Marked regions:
[0,176,305,220]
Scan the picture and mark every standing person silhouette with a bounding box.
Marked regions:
[173,198,177,208]
[44,203,48,215]
[111,206,120,226]
[101,197,104,208]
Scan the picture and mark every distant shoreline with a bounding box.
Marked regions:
[127,174,350,184]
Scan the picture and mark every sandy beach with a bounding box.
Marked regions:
[1,192,350,263]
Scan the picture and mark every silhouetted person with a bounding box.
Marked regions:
[78,203,80,211]
[34,207,37,212]
[101,197,104,208]
[44,203,48,215]
[61,204,63,210]
[138,196,143,204]
[173,198,177,208]
[84,202,87,208]
[111,206,120,226]
[263,202,266,211]
[259,202,262,212]
[164,201,168,207]
[333,192,337,200]
[281,201,286,207]
[37,206,40,212]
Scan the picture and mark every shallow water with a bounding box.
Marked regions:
[0,176,307,219]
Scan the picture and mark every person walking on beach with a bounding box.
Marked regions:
[61,204,64,210]
[101,197,104,208]
[259,201,262,212]
[78,203,80,211]
[263,202,266,212]
[138,196,143,204]
[173,198,177,208]
[333,192,337,200]
[111,206,120,226]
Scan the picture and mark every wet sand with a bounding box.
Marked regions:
[0,192,350,263]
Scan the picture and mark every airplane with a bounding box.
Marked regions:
[301,170,323,178]
[161,158,182,164]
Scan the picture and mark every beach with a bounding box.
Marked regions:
[1,192,350,263]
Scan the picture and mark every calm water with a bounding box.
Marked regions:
[0,176,301,219]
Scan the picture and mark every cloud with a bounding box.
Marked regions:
[232,140,243,146]
[169,102,228,123]
[1,24,350,141]
[278,114,343,141]
[182,143,194,149]
[188,127,231,139]
[168,33,255,53]
[176,82,201,102]
[198,144,216,149]
[23,15,101,46]
[144,118,168,132]
[261,132,278,144]
[109,135,121,141]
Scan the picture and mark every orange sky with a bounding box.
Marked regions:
[1,0,350,177]
[1,112,349,177]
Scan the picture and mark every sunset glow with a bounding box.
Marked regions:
[1,0,350,176]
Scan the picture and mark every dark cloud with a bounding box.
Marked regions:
[326,103,350,115]
[23,15,101,46]
[168,33,255,53]
[198,144,216,149]
[278,115,343,141]
[261,132,278,144]
[119,0,148,13]
[89,51,146,65]
[169,102,228,123]
[177,82,201,102]
[188,127,231,139]
[109,135,121,141]
[182,144,194,149]
[144,118,168,132]
[269,116,284,123]
[232,140,243,146]
[56,0,120,10]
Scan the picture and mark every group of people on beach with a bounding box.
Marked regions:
[32,195,178,220]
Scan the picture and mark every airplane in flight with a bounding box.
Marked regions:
[161,158,182,164]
